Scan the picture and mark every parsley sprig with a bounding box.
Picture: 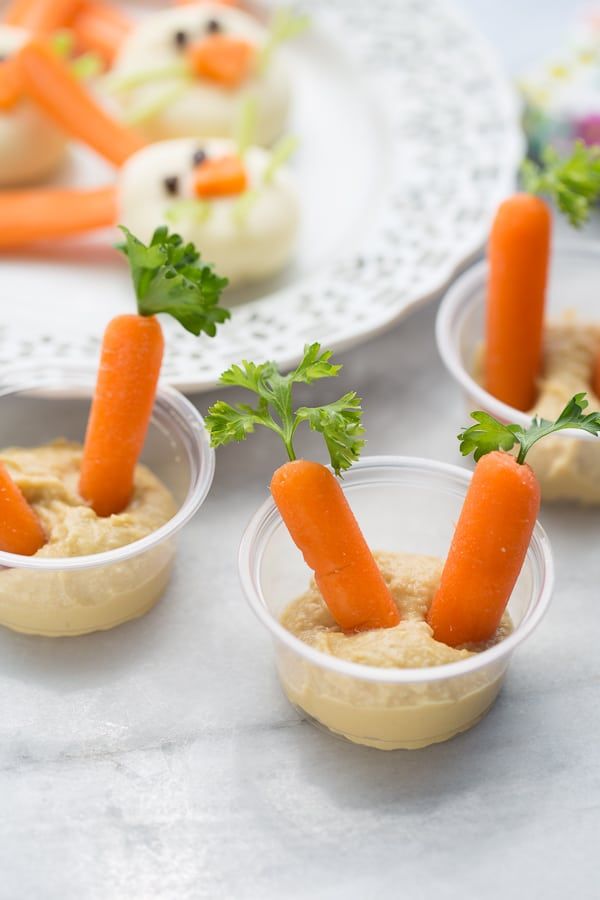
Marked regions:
[521,141,600,227]
[118,226,230,337]
[459,393,600,464]
[205,343,365,475]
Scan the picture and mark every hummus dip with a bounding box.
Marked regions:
[280,551,512,750]
[476,314,600,503]
[0,440,177,636]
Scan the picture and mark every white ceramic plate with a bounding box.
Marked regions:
[0,0,523,391]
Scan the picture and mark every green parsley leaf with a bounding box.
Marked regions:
[117,225,230,337]
[202,397,274,446]
[205,343,364,475]
[458,412,522,462]
[459,393,600,464]
[521,140,600,227]
[297,393,365,475]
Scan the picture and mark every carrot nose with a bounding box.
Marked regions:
[187,34,255,89]
[193,155,248,198]
[0,57,24,110]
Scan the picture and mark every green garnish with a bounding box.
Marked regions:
[124,80,191,126]
[70,52,104,81]
[206,343,364,475]
[257,8,310,72]
[459,393,600,464]
[232,189,259,226]
[50,31,103,80]
[263,134,298,184]
[521,140,600,227]
[118,225,229,337]
[166,199,212,226]
[104,62,189,94]
[235,96,258,157]
[231,136,298,225]
[50,30,74,59]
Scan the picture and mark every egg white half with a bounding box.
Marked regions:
[118,136,299,286]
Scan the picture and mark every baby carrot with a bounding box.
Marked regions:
[271,460,400,631]
[0,57,24,109]
[207,344,399,632]
[194,155,248,198]
[429,394,600,646]
[17,38,145,166]
[0,186,117,247]
[594,355,600,399]
[485,193,551,411]
[4,0,44,26]
[79,314,165,516]
[72,1,132,63]
[80,226,228,516]
[0,462,46,556]
[427,452,540,646]
[5,0,84,32]
[187,35,255,88]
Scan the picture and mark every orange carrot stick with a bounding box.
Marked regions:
[206,345,388,632]
[0,57,24,109]
[187,35,255,88]
[4,0,40,26]
[72,1,132,63]
[17,38,145,166]
[271,460,400,632]
[79,226,229,517]
[594,355,600,398]
[427,451,540,647]
[79,314,164,517]
[485,193,551,411]
[0,461,46,556]
[0,186,117,247]
[5,0,84,31]
[194,155,247,198]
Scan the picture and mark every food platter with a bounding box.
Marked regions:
[0,0,523,391]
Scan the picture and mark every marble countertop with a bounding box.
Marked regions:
[2,2,599,898]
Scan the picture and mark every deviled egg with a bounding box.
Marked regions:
[0,24,66,185]
[109,3,292,146]
[118,136,299,286]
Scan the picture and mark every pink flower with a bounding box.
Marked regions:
[574,113,600,146]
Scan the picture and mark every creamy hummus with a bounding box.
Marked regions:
[280,551,512,750]
[476,314,600,503]
[0,440,177,636]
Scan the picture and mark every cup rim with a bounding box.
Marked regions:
[435,237,600,439]
[238,454,554,684]
[0,362,215,570]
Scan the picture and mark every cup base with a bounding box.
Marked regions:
[284,684,503,751]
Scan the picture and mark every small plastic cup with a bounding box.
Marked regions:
[239,456,554,750]
[0,362,214,637]
[436,241,600,499]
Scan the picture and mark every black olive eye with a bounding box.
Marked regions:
[192,149,207,167]
[174,30,188,49]
[163,175,180,196]
[205,19,222,34]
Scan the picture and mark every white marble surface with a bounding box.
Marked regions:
[3,2,600,899]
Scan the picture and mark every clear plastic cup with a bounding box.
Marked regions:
[436,241,600,500]
[0,362,214,636]
[239,456,554,750]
